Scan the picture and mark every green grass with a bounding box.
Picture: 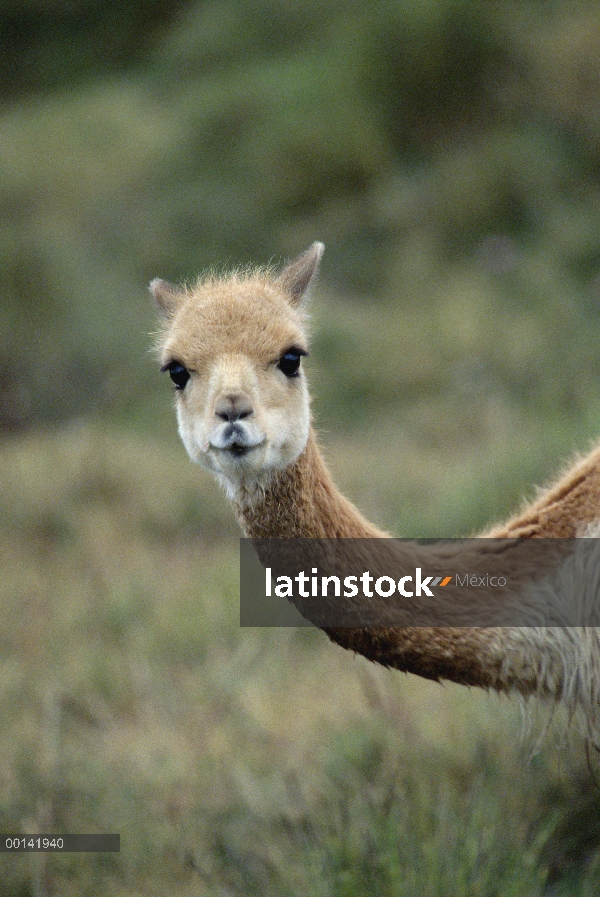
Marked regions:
[1,422,600,894]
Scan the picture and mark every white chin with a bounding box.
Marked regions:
[179,419,309,498]
[202,443,269,480]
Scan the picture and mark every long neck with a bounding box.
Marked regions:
[234,429,385,538]
[232,428,572,699]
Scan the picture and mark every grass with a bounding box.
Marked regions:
[1,421,600,894]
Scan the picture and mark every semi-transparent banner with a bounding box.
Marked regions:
[239,538,600,627]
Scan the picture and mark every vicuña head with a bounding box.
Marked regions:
[152,243,322,505]
[152,243,600,725]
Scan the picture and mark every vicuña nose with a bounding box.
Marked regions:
[214,393,254,422]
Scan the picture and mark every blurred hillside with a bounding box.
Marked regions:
[3,0,600,443]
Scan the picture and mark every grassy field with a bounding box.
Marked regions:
[2,408,600,895]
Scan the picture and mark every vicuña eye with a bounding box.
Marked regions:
[278,348,307,378]
[161,360,190,390]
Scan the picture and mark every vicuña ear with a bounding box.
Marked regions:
[149,278,185,318]
[276,242,324,306]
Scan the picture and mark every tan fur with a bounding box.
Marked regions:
[152,244,600,721]
[490,447,600,537]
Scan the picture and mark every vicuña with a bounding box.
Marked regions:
[152,242,600,725]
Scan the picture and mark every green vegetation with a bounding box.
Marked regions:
[3,0,600,893]
[1,426,600,895]
[4,0,600,432]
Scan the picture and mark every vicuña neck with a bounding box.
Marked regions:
[234,429,384,539]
